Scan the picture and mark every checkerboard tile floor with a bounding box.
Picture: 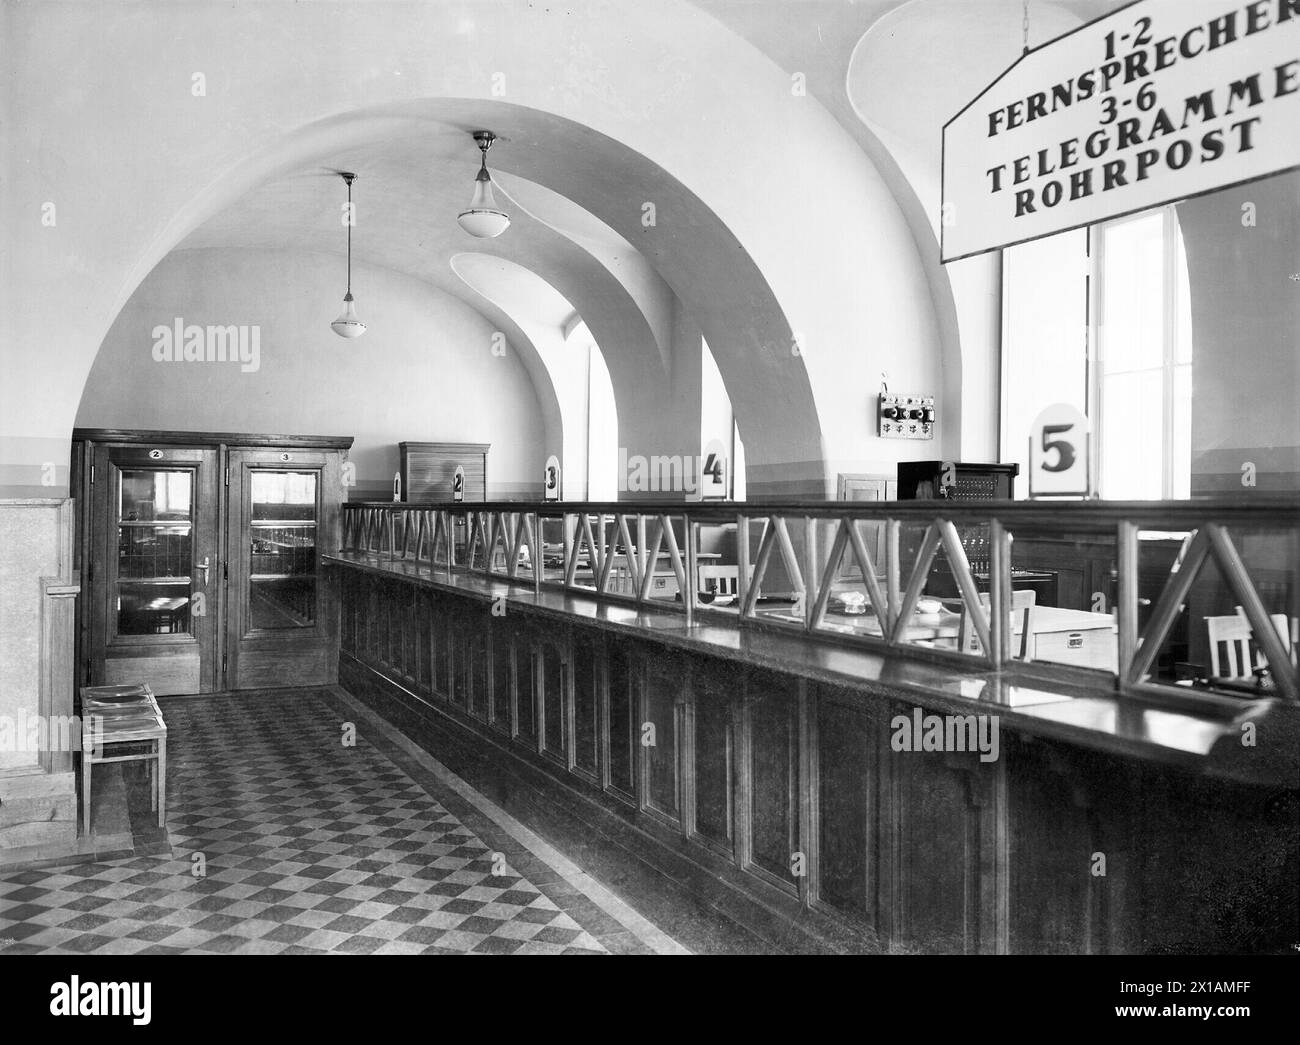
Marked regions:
[0,691,628,955]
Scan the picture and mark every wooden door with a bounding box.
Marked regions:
[90,444,220,695]
[224,448,339,689]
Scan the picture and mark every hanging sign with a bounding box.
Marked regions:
[543,455,561,501]
[452,465,465,503]
[1028,403,1092,497]
[941,0,1300,263]
[701,439,728,499]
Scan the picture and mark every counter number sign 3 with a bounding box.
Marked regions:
[544,454,561,501]
[452,465,466,503]
[1029,403,1091,498]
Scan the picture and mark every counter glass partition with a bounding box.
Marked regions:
[336,497,1299,707]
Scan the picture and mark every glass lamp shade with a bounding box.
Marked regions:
[330,294,367,339]
[457,172,510,238]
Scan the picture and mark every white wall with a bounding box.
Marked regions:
[78,249,548,499]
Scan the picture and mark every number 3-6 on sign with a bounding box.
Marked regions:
[1028,403,1091,498]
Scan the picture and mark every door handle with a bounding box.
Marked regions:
[197,556,210,583]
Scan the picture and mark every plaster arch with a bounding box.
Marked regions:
[845,0,1106,461]
[5,0,948,500]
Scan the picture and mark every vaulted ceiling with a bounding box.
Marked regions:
[173,1,1133,345]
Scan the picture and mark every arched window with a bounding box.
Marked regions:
[565,320,618,502]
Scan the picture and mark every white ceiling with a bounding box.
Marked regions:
[169,0,1138,386]
[176,1,1134,332]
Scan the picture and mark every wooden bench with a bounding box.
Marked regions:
[80,683,168,836]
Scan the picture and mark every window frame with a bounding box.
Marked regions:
[1089,203,1192,501]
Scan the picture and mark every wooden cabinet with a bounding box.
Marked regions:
[74,429,351,695]
[399,441,489,501]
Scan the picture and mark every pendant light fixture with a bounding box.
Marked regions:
[457,131,511,238]
[331,172,367,339]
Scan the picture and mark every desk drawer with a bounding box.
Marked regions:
[1033,628,1116,671]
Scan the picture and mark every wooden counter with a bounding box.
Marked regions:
[326,551,1299,954]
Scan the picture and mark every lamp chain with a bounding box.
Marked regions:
[1022,0,1030,54]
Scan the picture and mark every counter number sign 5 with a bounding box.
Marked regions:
[452,465,466,503]
[1029,403,1091,498]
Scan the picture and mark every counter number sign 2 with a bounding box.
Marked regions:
[544,454,561,501]
[452,465,466,503]
[1029,403,1091,498]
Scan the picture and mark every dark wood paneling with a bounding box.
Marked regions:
[490,625,513,734]
[515,632,537,746]
[747,672,799,888]
[571,635,600,780]
[604,645,637,803]
[415,591,432,696]
[642,657,681,825]
[539,636,567,765]
[816,692,874,924]
[432,607,451,701]
[469,626,489,722]
[336,565,1300,956]
[1006,737,1099,954]
[691,659,735,854]
[450,619,470,709]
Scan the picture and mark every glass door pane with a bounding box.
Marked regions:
[249,470,318,629]
[116,468,194,636]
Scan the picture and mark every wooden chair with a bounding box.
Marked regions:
[1233,606,1296,670]
[697,564,742,604]
[1205,614,1254,678]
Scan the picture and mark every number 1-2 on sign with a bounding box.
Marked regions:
[1028,403,1091,498]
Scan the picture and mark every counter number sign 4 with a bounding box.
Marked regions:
[1029,403,1091,498]
[701,439,728,500]
[452,465,466,503]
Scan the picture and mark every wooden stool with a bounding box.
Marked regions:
[80,683,168,837]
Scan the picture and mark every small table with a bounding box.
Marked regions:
[80,683,168,836]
